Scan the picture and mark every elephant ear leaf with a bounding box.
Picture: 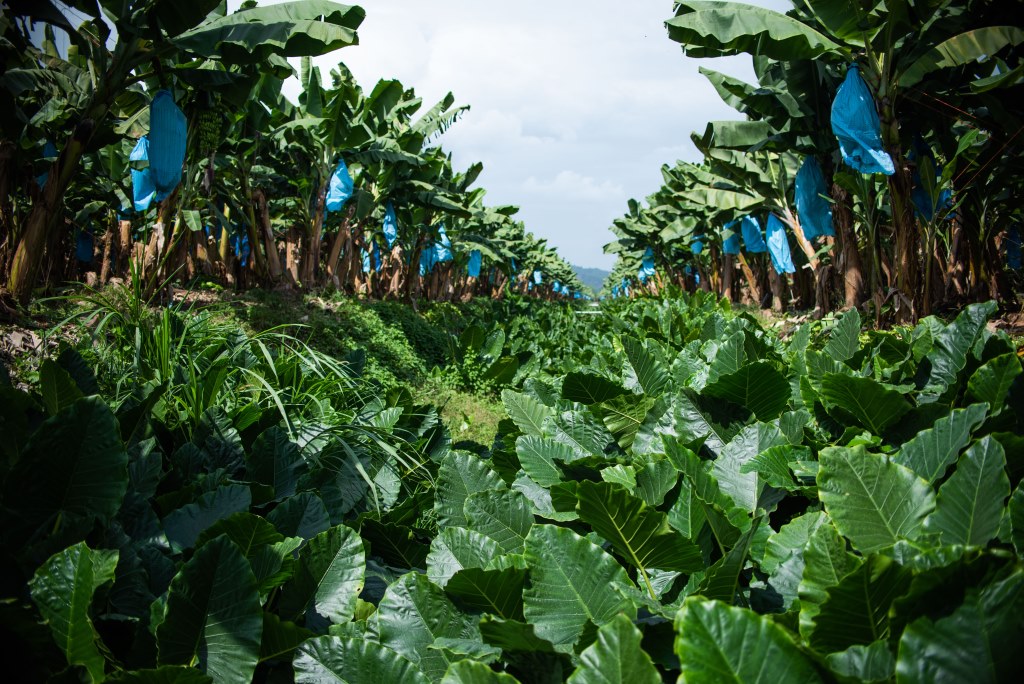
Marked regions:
[566,613,661,684]
[924,436,1010,547]
[293,635,430,684]
[29,542,119,682]
[156,536,263,684]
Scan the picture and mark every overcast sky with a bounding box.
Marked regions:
[244,1,792,268]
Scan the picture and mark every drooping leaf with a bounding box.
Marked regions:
[280,524,365,623]
[39,358,84,415]
[924,436,1010,547]
[594,394,657,450]
[798,522,864,639]
[922,301,997,393]
[561,372,627,405]
[674,597,823,684]
[566,613,660,684]
[824,308,862,363]
[293,635,429,684]
[156,536,262,684]
[163,484,252,551]
[194,512,301,593]
[697,518,762,604]
[29,542,119,682]
[259,612,313,664]
[376,572,481,680]
[825,641,896,683]
[435,451,506,528]
[967,353,1022,413]
[522,525,635,651]
[713,422,787,512]
[818,374,911,434]
[267,492,332,540]
[899,26,1024,88]
[621,337,671,396]
[515,436,567,487]
[463,489,534,554]
[896,567,1024,683]
[808,555,911,654]
[248,426,303,500]
[576,480,703,577]
[445,567,527,620]
[426,528,502,587]
[502,390,553,437]
[893,403,988,484]
[818,446,935,554]
[704,362,790,420]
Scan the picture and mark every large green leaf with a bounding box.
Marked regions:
[922,301,997,393]
[29,542,119,682]
[248,426,303,500]
[713,422,787,512]
[293,635,429,684]
[522,525,635,651]
[967,353,1022,413]
[561,372,627,405]
[594,394,657,450]
[4,396,129,547]
[899,26,1024,87]
[824,308,862,363]
[893,403,988,484]
[566,613,660,684]
[267,492,332,540]
[39,358,83,415]
[621,337,671,396]
[515,435,568,487]
[697,518,762,604]
[107,668,212,684]
[445,567,527,620]
[501,390,553,437]
[463,489,534,554]
[808,555,911,654]
[703,361,790,420]
[279,524,365,623]
[163,484,252,551]
[818,373,911,434]
[674,597,823,684]
[896,568,1024,683]
[156,536,262,684]
[924,436,1009,547]
[576,481,703,576]
[441,660,520,683]
[798,521,864,639]
[435,451,506,528]
[194,512,301,594]
[376,572,481,680]
[426,528,502,587]
[818,446,935,554]
[172,1,365,64]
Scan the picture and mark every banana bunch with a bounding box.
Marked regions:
[196,108,222,157]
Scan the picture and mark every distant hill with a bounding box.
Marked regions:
[572,265,610,294]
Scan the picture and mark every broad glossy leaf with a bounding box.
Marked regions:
[501,390,553,437]
[435,451,506,528]
[377,572,480,680]
[259,612,313,664]
[621,337,671,396]
[561,372,627,405]
[280,524,364,623]
[172,1,365,64]
[445,567,526,620]
[818,373,911,434]
[634,458,677,506]
[39,358,83,415]
[522,524,635,650]
[515,436,567,487]
[713,423,787,512]
[808,555,911,654]
[674,597,823,684]
[4,396,128,546]
[427,528,502,587]
[194,512,301,593]
[442,660,520,683]
[825,641,895,683]
[248,426,303,500]
[697,518,761,604]
[923,301,997,393]
[818,446,935,554]
[893,403,988,484]
[824,308,861,363]
[896,567,1024,683]
[576,481,703,574]
[268,492,332,540]
[464,489,534,554]
[799,520,863,639]
[924,436,1009,547]
[594,394,657,450]
[163,484,252,551]
[478,615,556,653]
[968,353,1021,413]
[293,635,429,684]
[107,668,212,684]
[673,390,744,456]
[899,26,1024,88]
[157,536,262,684]
[762,511,826,576]
[29,542,119,682]
[704,361,790,420]
[566,613,660,684]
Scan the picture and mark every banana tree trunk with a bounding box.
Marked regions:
[735,252,760,305]
[253,190,283,284]
[830,181,864,309]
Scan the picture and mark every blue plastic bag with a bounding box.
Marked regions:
[553,281,562,293]
[510,257,517,273]
[722,221,741,255]
[326,158,354,212]
[468,250,482,278]
[766,214,795,274]
[232,231,251,267]
[382,202,398,247]
[149,90,187,196]
[36,141,57,189]
[691,237,704,255]
[795,157,835,239]
[639,247,656,281]
[1007,226,1022,270]
[533,270,542,285]
[362,244,381,273]
[740,215,767,252]
[76,229,94,263]
[130,136,157,212]
[831,64,894,176]
[435,224,453,263]
[419,243,437,276]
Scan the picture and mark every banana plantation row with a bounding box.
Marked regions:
[0,2,584,309]
[605,0,1023,323]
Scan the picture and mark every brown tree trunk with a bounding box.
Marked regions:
[831,182,864,309]
[735,252,760,305]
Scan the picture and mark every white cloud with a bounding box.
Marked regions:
[522,171,624,202]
